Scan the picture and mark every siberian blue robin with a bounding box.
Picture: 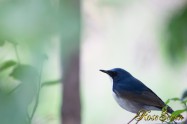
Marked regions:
[100,68,174,123]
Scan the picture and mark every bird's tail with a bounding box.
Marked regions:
[167,106,184,119]
[167,106,174,114]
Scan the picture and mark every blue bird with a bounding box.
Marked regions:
[100,68,174,123]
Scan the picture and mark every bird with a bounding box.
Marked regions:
[100,68,174,124]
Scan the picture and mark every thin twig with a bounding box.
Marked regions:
[29,60,44,123]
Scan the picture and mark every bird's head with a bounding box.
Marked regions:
[100,68,132,82]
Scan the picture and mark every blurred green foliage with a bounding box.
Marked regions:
[0,0,58,43]
[165,3,187,64]
[0,63,39,124]
[0,0,59,64]
[0,45,59,124]
[0,1,60,123]
[0,60,17,72]
[164,91,187,123]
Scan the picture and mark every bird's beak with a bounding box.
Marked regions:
[100,69,109,74]
[100,69,116,77]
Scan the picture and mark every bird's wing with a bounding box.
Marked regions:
[114,78,166,110]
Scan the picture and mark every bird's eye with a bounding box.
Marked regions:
[110,71,117,77]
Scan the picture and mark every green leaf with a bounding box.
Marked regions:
[171,109,186,116]
[165,99,170,105]
[165,97,180,105]
[9,64,39,108]
[0,60,17,71]
[41,79,61,87]
[170,109,187,122]
[162,106,168,113]
[170,97,180,101]
[10,64,38,82]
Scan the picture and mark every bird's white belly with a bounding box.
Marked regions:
[113,93,139,113]
[112,93,160,113]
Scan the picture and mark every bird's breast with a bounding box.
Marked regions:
[112,92,140,113]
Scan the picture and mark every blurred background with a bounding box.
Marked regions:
[0,0,187,124]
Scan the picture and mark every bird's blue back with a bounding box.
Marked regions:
[110,68,149,93]
[113,76,149,94]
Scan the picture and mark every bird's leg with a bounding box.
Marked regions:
[135,120,140,124]
[127,116,138,124]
